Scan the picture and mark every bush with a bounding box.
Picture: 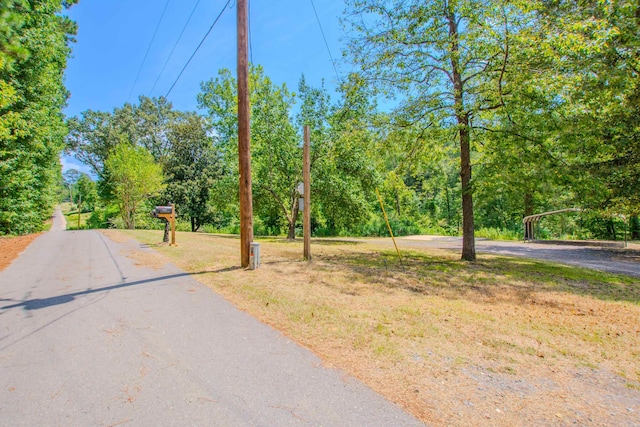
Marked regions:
[475,227,521,241]
[86,205,119,229]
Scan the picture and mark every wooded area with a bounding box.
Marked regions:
[2,1,639,261]
[0,0,77,234]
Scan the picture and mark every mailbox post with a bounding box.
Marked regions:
[151,204,177,246]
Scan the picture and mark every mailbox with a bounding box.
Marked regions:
[150,204,177,246]
[151,206,173,217]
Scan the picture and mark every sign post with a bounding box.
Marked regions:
[303,126,311,261]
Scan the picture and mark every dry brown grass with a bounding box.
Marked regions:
[112,230,640,427]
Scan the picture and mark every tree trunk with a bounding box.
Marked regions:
[287,194,300,240]
[631,215,639,240]
[287,221,296,239]
[523,192,534,217]
[163,219,170,243]
[607,219,617,240]
[459,123,476,261]
[448,9,475,261]
[444,186,451,222]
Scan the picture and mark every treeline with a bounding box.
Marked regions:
[10,1,639,257]
[70,0,640,256]
[0,0,77,235]
[341,0,640,259]
[67,68,378,238]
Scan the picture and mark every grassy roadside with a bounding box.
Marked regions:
[60,202,92,230]
[110,229,640,426]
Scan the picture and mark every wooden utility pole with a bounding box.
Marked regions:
[77,193,81,230]
[237,0,253,267]
[303,126,311,260]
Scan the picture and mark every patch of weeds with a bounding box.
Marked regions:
[393,305,422,317]
[482,338,520,351]
[488,366,518,375]
[373,342,402,360]
[352,334,371,350]
[374,322,391,336]
[576,361,599,370]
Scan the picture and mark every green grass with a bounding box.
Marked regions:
[64,210,92,230]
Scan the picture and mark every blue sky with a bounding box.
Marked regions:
[62,0,349,172]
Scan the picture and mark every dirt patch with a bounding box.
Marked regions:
[124,250,169,270]
[0,234,41,271]
[100,230,170,269]
[101,229,132,243]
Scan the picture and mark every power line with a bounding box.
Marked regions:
[127,0,171,103]
[150,0,203,96]
[309,0,340,84]
[165,0,232,98]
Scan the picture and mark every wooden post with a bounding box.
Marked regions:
[375,188,403,267]
[77,193,81,230]
[170,203,176,246]
[303,126,311,261]
[237,0,253,267]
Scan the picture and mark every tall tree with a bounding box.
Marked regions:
[344,0,519,260]
[165,113,221,232]
[66,96,175,179]
[0,0,78,235]
[0,0,28,70]
[104,144,164,229]
[74,173,97,212]
[312,73,380,233]
[534,0,640,215]
[199,66,302,238]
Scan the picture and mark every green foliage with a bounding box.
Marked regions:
[0,0,29,70]
[66,97,173,179]
[475,228,520,241]
[198,67,381,239]
[75,173,97,211]
[104,144,165,229]
[86,204,119,229]
[343,0,525,260]
[199,66,302,238]
[0,0,76,235]
[164,113,221,232]
[62,0,640,243]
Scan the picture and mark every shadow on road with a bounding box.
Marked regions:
[1,272,192,311]
[0,264,249,312]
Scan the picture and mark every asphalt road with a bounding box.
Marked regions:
[396,236,640,278]
[0,210,423,426]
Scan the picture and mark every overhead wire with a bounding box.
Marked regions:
[309,0,341,84]
[164,0,233,98]
[127,0,171,103]
[149,0,203,96]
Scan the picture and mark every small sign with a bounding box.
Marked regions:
[299,197,304,212]
[297,182,304,196]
